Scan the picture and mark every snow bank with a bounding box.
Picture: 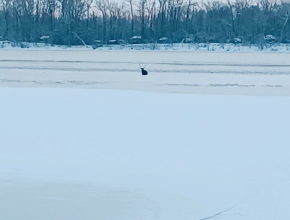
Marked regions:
[1,88,289,220]
[1,41,290,53]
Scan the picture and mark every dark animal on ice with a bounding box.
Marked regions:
[139,64,148,75]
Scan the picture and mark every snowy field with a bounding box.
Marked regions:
[0,50,290,96]
[0,50,290,220]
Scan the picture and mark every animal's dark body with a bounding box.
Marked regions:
[141,68,148,75]
[139,64,148,75]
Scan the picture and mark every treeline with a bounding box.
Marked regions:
[0,0,290,45]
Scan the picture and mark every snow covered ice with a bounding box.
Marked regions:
[0,50,290,220]
[1,50,290,96]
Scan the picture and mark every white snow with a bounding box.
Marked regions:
[1,50,290,96]
[0,88,290,220]
[1,42,290,53]
[0,50,289,220]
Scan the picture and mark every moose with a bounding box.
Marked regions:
[139,64,148,75]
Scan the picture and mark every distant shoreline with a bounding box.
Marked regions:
[1,42,290,53]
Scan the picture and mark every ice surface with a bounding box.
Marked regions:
[0,50,289,219]
[0,50,290,96]
[1,88,290,220]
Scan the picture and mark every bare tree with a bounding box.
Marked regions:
[86,0,93,29]
[0,0,289,45]
[96,0,109,41]
[126,0,135,35]
[2,0,12,37]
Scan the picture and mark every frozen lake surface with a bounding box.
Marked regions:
[0,50,290,96]
[0,51,289,220]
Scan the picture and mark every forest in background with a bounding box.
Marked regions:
[0,0,290,45]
